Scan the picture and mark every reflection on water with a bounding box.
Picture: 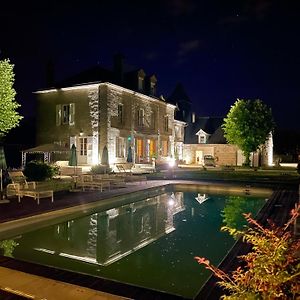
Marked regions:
[27,192,184,266]
[1,190,265,298]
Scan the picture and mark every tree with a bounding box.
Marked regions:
[195,204,300,299]
[222,99,274,166]
[0,59,23,139]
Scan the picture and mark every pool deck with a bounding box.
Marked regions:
[0,179,298,299]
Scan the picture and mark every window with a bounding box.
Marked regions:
[150,82,156,95]
[118,104,123,124]
[192,112,196,123]
[138,108,145,126]
[199,135,206,144]
[164,115,169,132]
[150,111,155,129]
[56,103,75,126]
[115,137,125,158]
[79,137,87,155]
[161,140,168,156]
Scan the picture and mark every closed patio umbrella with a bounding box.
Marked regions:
[69,144,77,175]
[127,146,133,163]
[0,145,9,202]
[101,145,109,166]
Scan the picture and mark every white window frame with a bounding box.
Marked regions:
[115,137,125,158]
[138,108,145,127]
[164,115,169,132]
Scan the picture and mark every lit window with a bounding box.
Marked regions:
[192,113,195,123]
[138,108,145,126]
[161,140,168,156]
[118,104,123,124]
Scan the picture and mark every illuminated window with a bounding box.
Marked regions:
[136,138,144,162]
[56,103,75,126]
[138,108,145,126]
[164,115,169,131]
[118,104,123,124]
[149,139,156,157]
[79,137,87,155]
[115,137,125,158]
[192,112,195,123]
[161,140,168,156]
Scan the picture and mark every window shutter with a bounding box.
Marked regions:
[56,104,62,126]
[69,103,75,125]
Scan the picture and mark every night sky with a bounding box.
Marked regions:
[1,0,300,131]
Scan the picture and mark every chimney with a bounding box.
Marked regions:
[113,53,124,84]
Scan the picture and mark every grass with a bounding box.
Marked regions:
[147,167,300,185]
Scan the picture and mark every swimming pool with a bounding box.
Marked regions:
[0,187,268,298]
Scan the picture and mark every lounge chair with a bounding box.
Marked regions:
[93,174,126,188]
[76,174,110,192]
[6,171,53,204]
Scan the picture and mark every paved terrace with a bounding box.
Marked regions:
[0,179,298,299]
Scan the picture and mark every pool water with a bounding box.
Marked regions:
[1,190,266,298]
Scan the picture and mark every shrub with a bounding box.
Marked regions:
[90,164,112,174]
[195,204,300,299]
[23,160,56,181]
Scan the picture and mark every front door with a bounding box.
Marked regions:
[78,137,87,164]
[196,151,203,165]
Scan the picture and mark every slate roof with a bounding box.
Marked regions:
[185,116,227,144]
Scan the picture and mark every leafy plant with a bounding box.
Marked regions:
[0,59,23,138]
[90,164,112,174]
[195,204,300,299]
[24,160,56,181]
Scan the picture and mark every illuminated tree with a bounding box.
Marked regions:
[222,99,274,166]
[0,59,23,138]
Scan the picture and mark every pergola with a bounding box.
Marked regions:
[22,143,69,167]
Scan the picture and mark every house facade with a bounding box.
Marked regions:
[35,82,185,167]
[167,84,273,167]
[182,116,273,167]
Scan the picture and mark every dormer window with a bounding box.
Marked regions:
[138,76,144,91]
[137,69,146,91]
[196,129,210,144]
[149,75,157,96]
[192,112,196,123]
[199,135,206,143]
[150,81,156,95]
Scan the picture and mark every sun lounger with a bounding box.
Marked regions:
[76,175,110,192]
[7,171,54,204]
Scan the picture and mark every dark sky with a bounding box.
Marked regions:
[1,0,300,131]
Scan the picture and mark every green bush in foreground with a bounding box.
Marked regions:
[195,204,300,299]
[24,161,56,181]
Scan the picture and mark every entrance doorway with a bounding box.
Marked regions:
[196,151,203,165]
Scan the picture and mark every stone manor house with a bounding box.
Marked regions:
[34,55,273,169]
